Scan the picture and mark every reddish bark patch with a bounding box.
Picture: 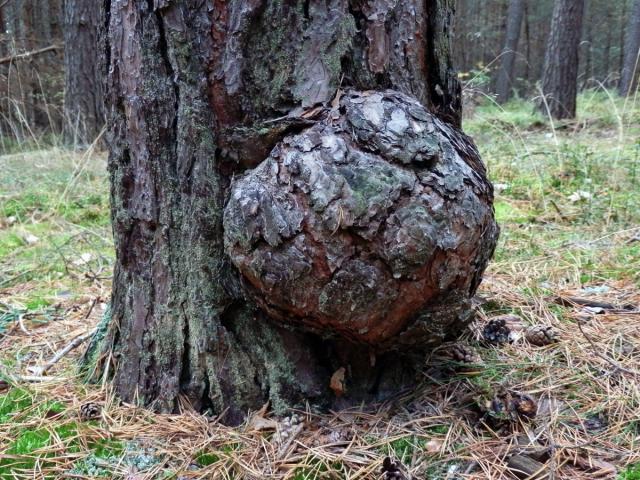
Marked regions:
[224,90,498,349]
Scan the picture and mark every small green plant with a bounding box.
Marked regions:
[0,388,33,423]
[620,463,640,480]
[195,451,220,467]
[292,459,345,480]
[387,436,427,465]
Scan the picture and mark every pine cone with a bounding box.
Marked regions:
[483,315,523,344]
[381,457,405,480]
[490,390,537,419]
[524,325,557,346]
[442,343,483,364]
[510,392,537,418]
[79,402,101,421]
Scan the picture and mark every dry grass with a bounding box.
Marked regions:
[1,89,639,479]
[1,279,639,479]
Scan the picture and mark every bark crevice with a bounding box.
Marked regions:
[98,0,495,425]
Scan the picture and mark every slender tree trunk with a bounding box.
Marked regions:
[620,0,628,80]
[540,0,585,119]
[619,0,640,96]
[524,2,531,86]
[604,5,612,81]
[496,0,526,102]
[582,0,593,89]
[96,0,498,425]
[63,0,105,145]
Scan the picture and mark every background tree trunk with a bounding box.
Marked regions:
[63,0,105,145]
[496,0,526,102]
[619,0,640,96]
[97,0,496,425]
[540,0,585,119]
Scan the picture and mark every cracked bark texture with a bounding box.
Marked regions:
[225,90,497,349]
[64,0,105,144]
[100,0,495,425]
[539,0,585,119]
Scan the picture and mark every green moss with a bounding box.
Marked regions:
[25,296,51,311]
[427,425,450,435]
[196,451,220,467]
[0,231,25,257]
[494,200,531,224]
[0,388,33,423]
[386,436,428,465]
[90,438,124,458]
[1,192,50,219]
[293,459,344,480]
[620,464,640,480]
[9,429,51,453]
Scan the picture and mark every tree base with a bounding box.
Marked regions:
[95,297,471,425]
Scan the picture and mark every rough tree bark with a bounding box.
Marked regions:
[63,0,105,144]
[495,0,525,103]
[96,0,499,425]
[619,0,640,96]
[539,0,585,120]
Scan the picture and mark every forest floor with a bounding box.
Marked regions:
[0,90,639,479]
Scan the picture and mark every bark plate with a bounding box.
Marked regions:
[224,90,498,349]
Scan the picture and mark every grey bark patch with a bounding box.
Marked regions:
[224,90,499,350]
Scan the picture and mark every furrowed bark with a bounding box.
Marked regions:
[63,0,105,144]
[539,0,585,119]
[99,0,496,425]
[619,0,640,96]
[495,0,525,103]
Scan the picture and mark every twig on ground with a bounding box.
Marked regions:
[83,297,98,320]
[0,366,61,383]
[27,328,97,376]
[549,200,569,222]
[576,320,640,378]
[18,313,31,335]
[552,295,638,312]
[277,423,304,460]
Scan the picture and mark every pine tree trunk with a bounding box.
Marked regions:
[496,0,526,102]
[619,0,640,96]
[604,5,612,80]
[540,0,585,119]
[98,0,498,425]
[63,0,105,145]
[582,0,593,89]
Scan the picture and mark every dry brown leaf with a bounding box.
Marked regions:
[248,415,278,432]
[425,439,443,454]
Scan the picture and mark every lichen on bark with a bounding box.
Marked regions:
[224,90,498,350]
[101,0,492,425]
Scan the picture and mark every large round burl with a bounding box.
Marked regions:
[223,90,499,349]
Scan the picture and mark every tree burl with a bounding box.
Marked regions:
[99,0,499,422]
[225,90,498,350]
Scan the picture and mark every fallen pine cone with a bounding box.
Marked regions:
[381,457,406,480]
[79,402,101,421]
[525,325,558,346]
[441,342,483,364]
[483,315,523,345]
[510,392,538,418]
[490,390,537,420]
